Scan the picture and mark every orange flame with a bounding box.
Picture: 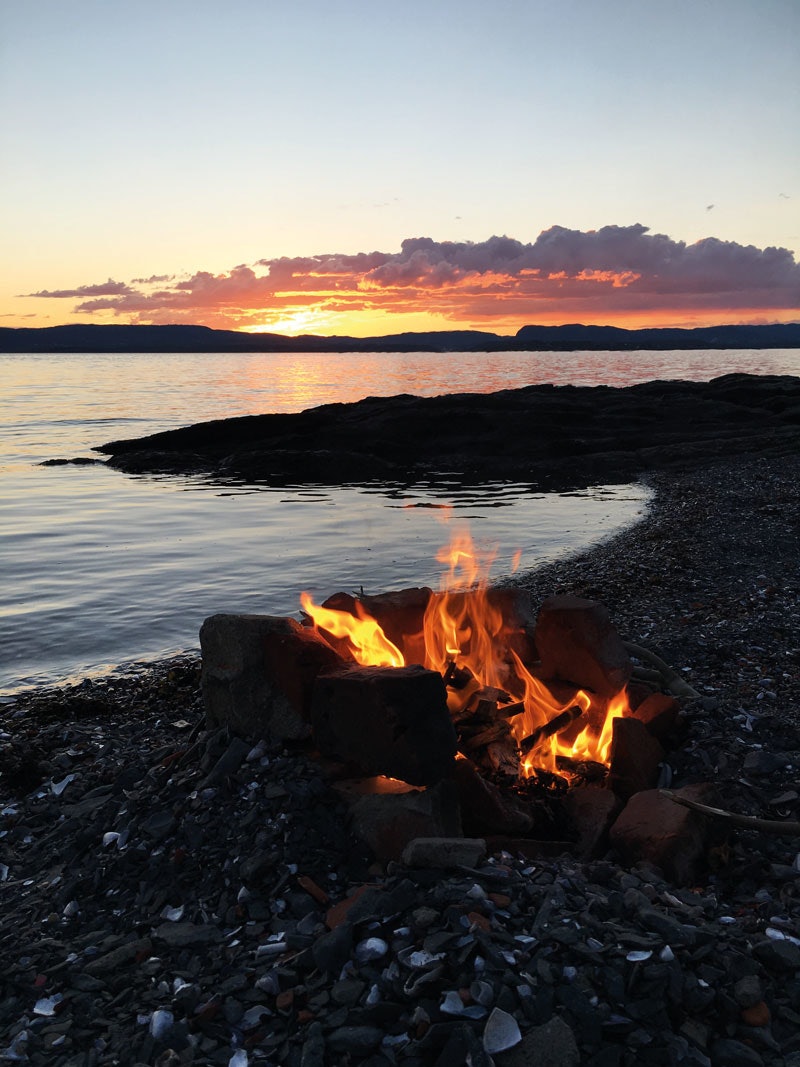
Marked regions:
[300,525,629,777]
[300,591,404,668]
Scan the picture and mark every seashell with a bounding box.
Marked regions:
[439,990,488,1019]
[229,1051,249,1067]
[149,1009,174,1039]
[470,979,494,1006]
[33,995,62,1016]
[355,937,388,963]
[626,950,653,962]
[255,971,280,995]
[50,774,75,796]
[483,1007,522,1053]
[402,964,443,996]
[440,990,468,1015]
[397,947,446,969]
[160,904,185,922]
[240,1006,271,1030]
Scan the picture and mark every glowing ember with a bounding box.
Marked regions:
[300,525,630,778]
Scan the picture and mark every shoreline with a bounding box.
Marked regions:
[2,453,800,1064]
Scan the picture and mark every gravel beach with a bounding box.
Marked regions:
[2,453,799,1066]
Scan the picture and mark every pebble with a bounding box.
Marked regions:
[3,458,800,1065]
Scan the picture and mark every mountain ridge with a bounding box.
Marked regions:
[1,321,798,353]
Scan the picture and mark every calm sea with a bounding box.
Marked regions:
[2,347,798,695]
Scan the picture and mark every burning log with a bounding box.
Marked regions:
[519,705,584,755]
[554,755,607,782]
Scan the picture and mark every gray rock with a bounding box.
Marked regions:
[710,1038,764,1066]
[152,921,223,947]
[496,1016,580,1066]
[402,837,487,869]
[751,937,800,972]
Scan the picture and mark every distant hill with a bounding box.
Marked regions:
[0,321,798,353]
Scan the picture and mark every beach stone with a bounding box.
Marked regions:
[496,1015,580,1066]
[608,717,664,799]
[534,595,632,704]
[563,783,622,858]
[710,1038,764,1066]
[339,778,462,861]
[451,757,533,836]
[327,1026,384,1055]
[630,691,682,741]
[322,587,433,666]
[751,938,800,972]
[402,836,487,869]
[609,783,717,884]
[200,613,343,740]
[312,664,457,785]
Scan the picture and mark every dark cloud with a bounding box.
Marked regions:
[26,279,135,299]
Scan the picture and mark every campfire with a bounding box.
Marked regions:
[200,523,687,864]
[299,527,632,785]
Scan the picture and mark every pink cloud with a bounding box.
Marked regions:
[25,224,800,331]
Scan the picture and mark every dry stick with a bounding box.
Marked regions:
[519,705,583,755]
[660,789,800,837]
[623,641,701,699]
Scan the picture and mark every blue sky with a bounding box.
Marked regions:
[1,0,797,333]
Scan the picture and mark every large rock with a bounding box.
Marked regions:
[99,375,800,492]
[534,594,632,705]
[200,613,343,740]
[609,783,719,885]
[335,778,462,861]
[311,664,457,786]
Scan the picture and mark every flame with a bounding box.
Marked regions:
[300,591,404,668]
[300,525,630,778]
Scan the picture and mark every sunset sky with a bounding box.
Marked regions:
[1,0,798,337]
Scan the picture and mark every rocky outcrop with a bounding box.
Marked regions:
[96,373,800,492]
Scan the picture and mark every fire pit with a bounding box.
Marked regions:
[200,526,697,876]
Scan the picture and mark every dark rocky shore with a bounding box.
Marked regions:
[95,374,800,492]
[3,449,800,1063]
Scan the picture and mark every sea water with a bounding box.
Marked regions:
[2,347,797,693]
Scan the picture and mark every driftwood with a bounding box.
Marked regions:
[624,642,701,699]
[519,705,583,755]
[660,789,800,837]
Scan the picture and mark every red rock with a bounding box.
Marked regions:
[609,783,720,885]
[741,1002,771,1027]
[325,884,382,930]
[322,587,433,666]
[564,784,623,858]
[534,595,632,705]
[312,664,457,785]
[275,990,294,1012]
[630,691,681,741]
[200,614,344,740]
[297,874,330,906]
[338,778,462,862]
[608,717,664,799]
[450,758,533,836]
[467,911,491,932]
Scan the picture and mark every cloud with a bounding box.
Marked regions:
[25,225,800,332]
[26,279,135,298]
